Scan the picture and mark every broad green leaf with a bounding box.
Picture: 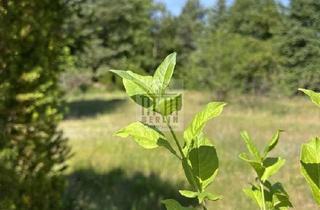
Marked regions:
[188,145,219,190]
[239,153,264,178]
[299,88,320,107]
[184,102,226,146]
[115,122,163,149]
[153,52,176,93]
[197,191,222,203]
[263,130,283,157]
[183,133,213,155]
[179,190,198,198]
[162,199,196,210]
[110,70,155,97]
[193,133,213,148]
[243,185,263,209]
[154,94,182,116]
[261,157,286,182]
[240,153,285,181]
[300,137,320,205]
[123,78,154,108]
[240,131,261,160]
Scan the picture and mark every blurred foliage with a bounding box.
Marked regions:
[188,31,279,97]
[66,0,158,89]
[276,0,320,94]
[65,0,319,96]
[175,0,205,78]
[189,0,319,97]
[228,0,282,40]
[0,0,70,209]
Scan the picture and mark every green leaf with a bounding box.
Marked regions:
[183,132,213,156]
[299,88,320,107]
[300,137,320,205]
[244,181,292,210]
[114,122,163,149]
[162,199,196,210]
[153,52,176,93]
[261,157,286,182]
[239,153,285,181]
[243,185,263,209]
[110,70,155,97]
[263,130,283,157]
[179,190,222,204]
[154,94,182,116]
[179,190,198,198]
[188,145,219,190]
[184,102,226,146]
[197,191,222,203]
[240,131,261,161]
[123,78,154,108]
[239,153,264,178]
[271,182,293,209]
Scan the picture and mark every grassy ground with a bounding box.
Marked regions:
[61,91,320,210]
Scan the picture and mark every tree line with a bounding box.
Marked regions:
[67,0,320,96]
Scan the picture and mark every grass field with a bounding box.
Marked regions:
[60,91,320,210]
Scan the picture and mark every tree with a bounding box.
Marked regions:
[0,1,70,209]
[291,0,320,31]
[188,30,279,96]
[152,9,180,71]
[67,0,157,86]
[176,0,206,78]
[208,0,228,31]
[228,0,282,40]
[276,0,320,93]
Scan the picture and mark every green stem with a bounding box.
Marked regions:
[202,201,208,210]
[260,181,266,210]
[166,119,185,159]
[165,118,199,192]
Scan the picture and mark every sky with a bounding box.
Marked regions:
[157,0,290,16]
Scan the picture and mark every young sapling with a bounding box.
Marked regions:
[239,130,292,210]
[111,53,226,210]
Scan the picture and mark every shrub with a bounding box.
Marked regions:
[0,1,70,209]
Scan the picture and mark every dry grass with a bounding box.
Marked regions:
[61,91,320,210]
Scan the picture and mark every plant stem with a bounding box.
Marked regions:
[165,119,199,191]
[260,181,266,210]
[166,120,185,159]
[202,201,208,210]
[166,118,210,209]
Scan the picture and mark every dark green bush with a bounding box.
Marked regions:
[0,1,70,209]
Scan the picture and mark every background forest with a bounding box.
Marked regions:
[65,0,319,96]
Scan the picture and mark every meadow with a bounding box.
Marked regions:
[60,91,320,210]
